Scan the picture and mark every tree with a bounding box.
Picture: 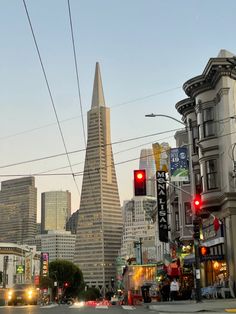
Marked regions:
[49,260,84,297]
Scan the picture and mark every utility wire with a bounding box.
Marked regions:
[0,128,181,170]
[22,0,80,197]
[67,0,86,146]
[3,126,236,178]
[0,86,182,142]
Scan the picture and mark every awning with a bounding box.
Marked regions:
[183,254,195,265]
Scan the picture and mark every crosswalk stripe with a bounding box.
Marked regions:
[95,305,109,309]
[122,305,136,310]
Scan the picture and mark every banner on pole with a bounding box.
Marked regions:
[152,142,170,172]
[170,147,189,181]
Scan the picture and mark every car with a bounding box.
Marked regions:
[7,284,38,305]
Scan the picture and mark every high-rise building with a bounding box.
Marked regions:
[39,230,76,262]
[120,197,156,263]
[41,191,71,233]
[139,149,156,197]
[75,63,122,293]
[66,210,79,235]
[0,177,37,244]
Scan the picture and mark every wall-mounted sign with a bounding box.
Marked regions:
[16,265,25,274]
[41,252,49,277]
[156,171,168,243]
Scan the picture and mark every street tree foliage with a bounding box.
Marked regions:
[49,259,84,297]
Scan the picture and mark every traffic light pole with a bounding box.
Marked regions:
[194,236,202,302]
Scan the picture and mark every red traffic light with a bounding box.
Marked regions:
[200,246,209,256]
[134,170,146,196]
[193,194,202,215]
[64,282,69,288]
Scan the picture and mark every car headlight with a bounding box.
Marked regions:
[27,290,33,299]
[8,291,13,299]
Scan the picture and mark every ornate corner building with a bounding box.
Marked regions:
[176,49,236,287]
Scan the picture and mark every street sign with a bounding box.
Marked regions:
[16,265,25,274]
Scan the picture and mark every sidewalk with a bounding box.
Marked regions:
[146,298,236,312]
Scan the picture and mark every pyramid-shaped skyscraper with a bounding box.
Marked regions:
[75,63,122,293]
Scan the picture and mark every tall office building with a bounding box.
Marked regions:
[75,63,122,293]
[0,177,37,244]
[139,149,156,197]
[41,191,71,233]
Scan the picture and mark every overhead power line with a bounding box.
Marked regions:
[0,86,182,142]
[22,0,80,197]
[0,127,181,170]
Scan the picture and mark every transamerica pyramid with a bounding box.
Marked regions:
[75,63,123,294]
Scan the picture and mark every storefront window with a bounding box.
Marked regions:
[206,159,218,190]
[184,202,192,225]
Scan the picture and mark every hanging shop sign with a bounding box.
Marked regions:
[156,171,168,243]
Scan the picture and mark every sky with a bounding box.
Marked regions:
[0,0,236,222]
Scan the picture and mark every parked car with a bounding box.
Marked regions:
[7,284,38,305]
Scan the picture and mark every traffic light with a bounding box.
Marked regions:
[199,246,210,259]
[193,217,201,239]
[134,170,146,196]
[193,194,202,215]
[64,282,69,288]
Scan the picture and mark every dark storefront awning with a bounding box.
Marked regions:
[183,254,195,265]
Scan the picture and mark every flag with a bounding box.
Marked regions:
[213,217,220,232]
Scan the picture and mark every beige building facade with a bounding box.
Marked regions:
[176,49,236,288]
[75,63,123,293]
[0,177,37,244]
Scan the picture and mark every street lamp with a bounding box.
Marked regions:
[145,113,202,302]
[145,113,185,126]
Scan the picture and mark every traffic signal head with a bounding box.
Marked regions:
[199,246,210,257]
[193,194,202,215]
[134,170,146,196]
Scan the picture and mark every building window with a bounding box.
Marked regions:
[192,126,199,154]
[175,212,180,231]
[206,159,218,190]
[184,202,192,225]
[195,173,202,194]
[203,107,215,137]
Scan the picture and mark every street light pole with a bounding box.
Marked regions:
[145,113,185,126]
[146,112,202,303]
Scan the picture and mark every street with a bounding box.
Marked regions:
[0,304,151,314]
[0,305,232,314]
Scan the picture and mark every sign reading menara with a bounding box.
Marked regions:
[156,171,168,243]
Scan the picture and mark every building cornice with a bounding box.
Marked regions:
[175,98,195,116]
[183,58,236,98]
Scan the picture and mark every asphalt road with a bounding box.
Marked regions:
[0,304,153,314]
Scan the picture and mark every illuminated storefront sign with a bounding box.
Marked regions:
[156,171,168,243]
[41,252,49,277]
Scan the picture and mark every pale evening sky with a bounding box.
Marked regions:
[0,0,236,221]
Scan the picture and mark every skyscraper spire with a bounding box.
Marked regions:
[91,62,106,108]
[75,63,122,296]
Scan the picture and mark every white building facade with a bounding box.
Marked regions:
[39,230,76,262]
[176,49,236,287]
[121,197,156,264]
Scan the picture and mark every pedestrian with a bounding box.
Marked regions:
[161,280,170,301]
[170,278,179,301]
